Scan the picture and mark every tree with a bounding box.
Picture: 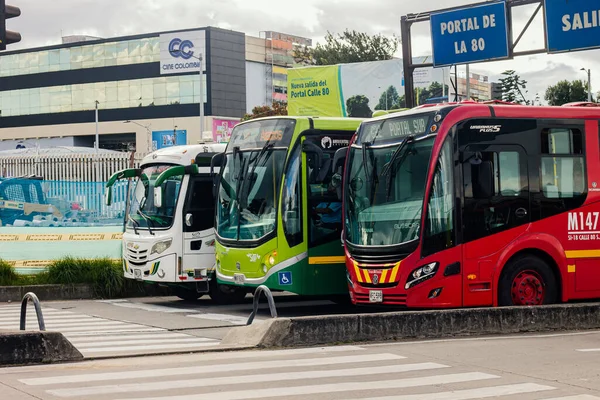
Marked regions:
[346,95,372,118]
[375,86,401,110]
[241,101,287,121]
[298,29,398,66]
[544,80,592,106]
[498,70,530,104]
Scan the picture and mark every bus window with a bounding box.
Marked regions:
[541,128,585,199]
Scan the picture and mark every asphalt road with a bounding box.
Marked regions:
[2,331,600,399]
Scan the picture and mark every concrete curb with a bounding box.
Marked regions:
[0,331,84,366]
[220,302,600,348]
[0,284,94,302]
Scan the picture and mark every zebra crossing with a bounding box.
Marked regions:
[0,304,220,358]
[3,345,599,399]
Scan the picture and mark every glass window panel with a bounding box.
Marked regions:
[48,50,60,65]
[59,48,70,65]
[166,80,179,97]
[104,43,117,60]
[104,58,117,67]
[141,82,153,100]
[118,82,130,102]
[129,81,141,102]
[180,96,194,104]
[106,86,118,102]
[180,80,194,97]
[93,45,104,60]
[82,46,93,62]
[70,47,82,63]
[116,42,129,59]
[60,62,72,71]
[154,97,166,106]
[154,82,166,99]
[129,40,141,57]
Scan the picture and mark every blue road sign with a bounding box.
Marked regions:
[278,271,293,286]
[430,1,509,67]
[545,0,600,54]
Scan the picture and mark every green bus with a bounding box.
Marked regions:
[212,116,364,299]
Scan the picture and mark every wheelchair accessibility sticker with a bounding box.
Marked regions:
[278,271,293,286]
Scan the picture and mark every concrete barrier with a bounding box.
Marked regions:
[0,284,94,302]
[220,302,600,348]
[0,331,83,366]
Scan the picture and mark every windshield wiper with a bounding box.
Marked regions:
[382,136,415,201]
[128,215,140,235]
[136,209,156,236]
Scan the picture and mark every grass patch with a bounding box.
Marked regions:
[0,260,18,286]
[0,257,138,299]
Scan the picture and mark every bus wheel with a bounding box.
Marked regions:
[209,281,247,304]
[498,255,558,306]
[174,286,204,301]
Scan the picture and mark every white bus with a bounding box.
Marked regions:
[105,144,246,303]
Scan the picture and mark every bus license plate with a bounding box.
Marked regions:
[134,269,142,281]
[233,274,246,285]
[369,290,383,303]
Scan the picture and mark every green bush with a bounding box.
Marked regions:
[47,257,124,298]
[0,260,18,286]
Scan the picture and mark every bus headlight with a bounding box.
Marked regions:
[151,239,172,255]
[262,264,268,273]
[405,262,439,290]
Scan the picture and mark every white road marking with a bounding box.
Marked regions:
[47,362,449,397]
[111,372,499,400]
[186,313,251,325]
[78,341,220,354]
[360,383,556,400]
[69,337,216,347]
[19,353,405,385]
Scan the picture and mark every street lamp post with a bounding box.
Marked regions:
[124,120,152,153]
[188,50,205,139]
[94,100,99,153]
[581,68,592,102]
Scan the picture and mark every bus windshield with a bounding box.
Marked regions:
[127,165,183,230]
[345,113,435,247]
[216,119,294,242]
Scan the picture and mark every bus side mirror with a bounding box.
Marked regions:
[210,152,225,176]
[302,141,324,182]
[104,187,113,206]
[154,187,163,208]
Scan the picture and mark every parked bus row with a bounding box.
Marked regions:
[106,100,600,308]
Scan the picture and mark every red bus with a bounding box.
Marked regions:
[337,101,600,308]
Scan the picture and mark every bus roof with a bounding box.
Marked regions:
[140,143,227,167]
[363,101,600,124]
[237,115,364,130]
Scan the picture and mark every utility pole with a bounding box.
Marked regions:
[94,100,99,153]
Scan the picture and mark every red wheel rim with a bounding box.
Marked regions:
[511,270,545,306]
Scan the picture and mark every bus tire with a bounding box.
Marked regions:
[174,286,204,301]
[209,281,247,304]
[498,255,558,307]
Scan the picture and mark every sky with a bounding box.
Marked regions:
[5,0,600,104]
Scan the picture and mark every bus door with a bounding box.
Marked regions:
[303,133,350,294]
[460,143,530,306]
[182,175,217,280]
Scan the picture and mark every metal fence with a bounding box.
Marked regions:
[0,152,144,182]
[0,152,145,227]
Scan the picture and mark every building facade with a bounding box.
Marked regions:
[0,27,247,152]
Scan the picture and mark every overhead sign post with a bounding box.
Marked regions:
[545,0,600,54]
[430,1,510,67]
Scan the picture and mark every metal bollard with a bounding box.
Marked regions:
[246,285,278,325]
[20,292,45,331]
